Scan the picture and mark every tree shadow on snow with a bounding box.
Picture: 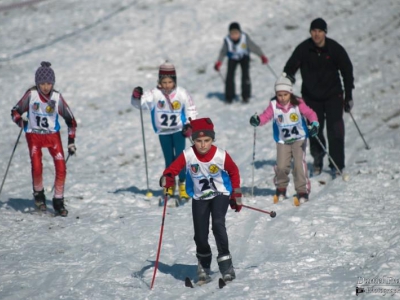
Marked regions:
[132,260,197,284]
[112,186,163,197]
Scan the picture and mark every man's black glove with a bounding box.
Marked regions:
[344,98,354,113]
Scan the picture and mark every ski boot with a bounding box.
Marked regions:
[273,188,286,204]
[197,261,211,284]
[293,193,308,206]
[197,253,212,284]
[217,254,236,282]
[53,197,68,217]
[311,156,323,177]
[330,167,342,180]
[33,189,47,212]
[178,181,190,203]
[163,186,175,196]
[160,185,177,207]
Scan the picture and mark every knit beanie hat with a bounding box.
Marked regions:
[275,73,293,93]
[310,18,327,33]
[159,61,177,84]
[229,22,241,32]
[191,118,215,140]
[35,61,55,85]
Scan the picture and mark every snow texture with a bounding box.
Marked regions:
[1,0,400,299]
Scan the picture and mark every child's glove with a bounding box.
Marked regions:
[309,121,319,137]
[249,114,260,127]
[15,115,28,128]
[67,137,76,155]
[182,124,192,137]
[261,55,269,64]
[132,86,143,99]
[344,98,354,113]
[159,173,175,188]
[214,61,222,71]
[229,188,243,212]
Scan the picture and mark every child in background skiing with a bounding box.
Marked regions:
[249,73,319,206]
[159,117,242,283]
[131,61,198,200]
[214,22,269,104]
[10,61,77,216]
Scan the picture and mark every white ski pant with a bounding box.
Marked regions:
[274,139,310,195]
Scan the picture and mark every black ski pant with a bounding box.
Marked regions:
[192,195,230,260]
[304,94,345,170]
[225,56,250,102]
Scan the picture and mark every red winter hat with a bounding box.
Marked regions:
[190,118,215,140]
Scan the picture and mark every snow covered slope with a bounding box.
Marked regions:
[1,0,400,299]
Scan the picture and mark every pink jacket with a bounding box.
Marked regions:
[258,97,318,125]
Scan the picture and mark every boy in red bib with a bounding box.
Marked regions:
[160,118,241,283]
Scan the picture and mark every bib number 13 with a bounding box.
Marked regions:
[36,116,49,128]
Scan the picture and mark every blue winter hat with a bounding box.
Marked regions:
[35,61,55,85]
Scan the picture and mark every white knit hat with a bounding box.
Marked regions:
[275,73,293,93]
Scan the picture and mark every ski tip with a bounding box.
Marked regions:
[185,277,194,288]
[218,278,226,289]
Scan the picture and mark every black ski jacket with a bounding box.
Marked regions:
[283,37,354,101]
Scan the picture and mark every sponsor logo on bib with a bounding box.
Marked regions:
[209,164,219,174]
[191,164,199,174]
[172,100,181,110]
[157,100,165,109]
[290,113,299,122]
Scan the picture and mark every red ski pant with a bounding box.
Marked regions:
[26,132,66,199]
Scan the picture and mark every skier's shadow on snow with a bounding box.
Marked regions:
[206,91,226,102]
[241,186,275,197]
[132,260,197,283]
[112,186,163,197]
[1,198,31,212]
[253,159,275,169]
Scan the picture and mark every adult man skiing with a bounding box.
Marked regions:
[283,18,354,177]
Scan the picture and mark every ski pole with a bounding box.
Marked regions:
[139,104,153,198]
[217,70,225,83]
[0,127,23,196]
[50,153,70,193]
[251,124,257,197]
[313,135,349,181]
[242,204,276,218]
[150,194,168,289]
[349,111,370,150]
[267,64,278,79]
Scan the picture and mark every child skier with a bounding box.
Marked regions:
[214,22,269,103]
[10,61,77,216]
[249,73,319,206]
[159,117,242,283]
[131,61,198,201]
